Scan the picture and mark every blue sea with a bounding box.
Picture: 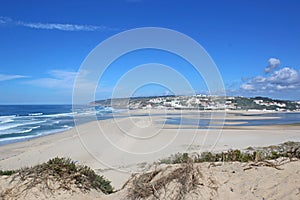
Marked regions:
[0,105,115,145]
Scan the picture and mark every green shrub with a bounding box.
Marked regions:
[6,157,113,194]
[159,141,300,165]
[45,157,113,194]
[159,153,191,164]
[173,153,189,163]
[0,170,16,176]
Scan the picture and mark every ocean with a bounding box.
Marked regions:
[0,105,115,145]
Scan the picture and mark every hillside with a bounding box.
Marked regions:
[90,95,300,111]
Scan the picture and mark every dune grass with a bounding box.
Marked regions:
[1,157,113,199]
[129,141,300,199]
[158,141,300,164]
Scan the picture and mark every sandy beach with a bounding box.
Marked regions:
[0,109,300,192]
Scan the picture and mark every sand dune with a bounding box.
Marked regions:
[1,159,300,200]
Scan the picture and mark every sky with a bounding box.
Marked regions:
[0,0,300,104]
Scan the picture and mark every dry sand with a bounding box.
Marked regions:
[1,160,300,200]
[0,109,300,199]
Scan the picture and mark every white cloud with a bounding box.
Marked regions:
[239,58,300,99]
[0,16,117,32]
[252,76,266,83]
[0,16,12,24]
[26,69,98,91]
[269,67,299,84]
[19,22,111,32]
[0,74,27,81]
[240,67,300,93]
[26,69,103,104]
[26,70,77,89]
[264,58,280,73]
[240,83,254,91]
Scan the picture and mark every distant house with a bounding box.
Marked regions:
[144,104,152,109]
[171,100,182,108]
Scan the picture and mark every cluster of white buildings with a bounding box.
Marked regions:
[139,95,237,110]
[94,95,300,111]
[253,99,286,108]
[130,96,300,111]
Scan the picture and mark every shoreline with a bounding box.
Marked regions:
[0,109,300,189]
[1,109,299,147]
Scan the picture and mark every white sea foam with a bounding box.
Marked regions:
[0,119,14,124]
[0,106,117,146]
[0,135,35,143]
[28,113,43,116]
[0,120,46,131]
[62,125,72,129]
[17,125,42,133]
[0,115,16,119]
[39,112,74,118]
[75,111,97,116]
[0,115,16,124]
[32,125,41,129]
[0,126,71,145]
[17,128,33,134]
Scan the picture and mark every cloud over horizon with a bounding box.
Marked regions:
[0,16,12,24]
[0,73,27,81]
[26,70,77,89]
[26,69,98,91]
[0,16,117,32]
[264,58,280,73]
[240,58,300,97]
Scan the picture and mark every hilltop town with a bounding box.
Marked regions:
[90,95,300,112]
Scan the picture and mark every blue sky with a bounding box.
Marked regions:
[0,0,300,104]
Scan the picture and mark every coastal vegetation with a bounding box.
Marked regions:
[128,141,300,199]
[0,170,15,176]
[1,142,299,199]
[158,141,300,164]
[1,157,113,199]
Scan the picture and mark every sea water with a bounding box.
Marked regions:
[164,112,300,128]
[0,105,115,145]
